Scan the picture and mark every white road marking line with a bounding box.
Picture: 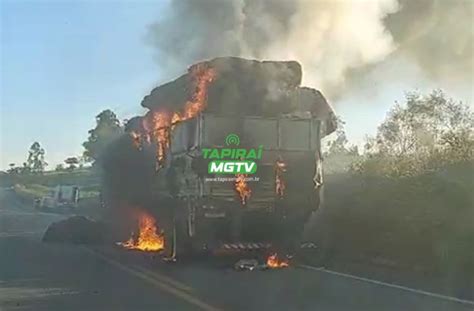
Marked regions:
[132,265,195,293]
[84,248,222,311]
[299,264,474,306]
[0,231,40,237]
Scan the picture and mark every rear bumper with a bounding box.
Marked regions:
[191,201,313,251]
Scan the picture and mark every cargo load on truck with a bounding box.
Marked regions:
[141,57,336,133]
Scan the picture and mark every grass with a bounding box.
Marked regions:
[3,168,101,203]
[13,183,51,201]
[1,168,99,188]
[13,183,100,203]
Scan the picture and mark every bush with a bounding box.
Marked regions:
[320,91,473,294]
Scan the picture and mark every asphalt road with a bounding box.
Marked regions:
[1,188,473,311]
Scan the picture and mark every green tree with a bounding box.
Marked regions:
[354,90,473,177]
[26,142,47,173]
[8,163,15,172]
[7,163,21,174]
[323,117,360,174]
[325,117,358,157]
[83,109,123,163]
[64,157,79,171]
[375,90,473,156]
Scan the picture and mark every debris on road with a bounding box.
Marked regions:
[266,253,290,268]
[42,216,105,244]
[234,259,263,271]
[234,254,291,271]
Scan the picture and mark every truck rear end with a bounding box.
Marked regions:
[154,113,323,257]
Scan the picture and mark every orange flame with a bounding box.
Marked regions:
[150,111,173,169]
[235,174,251,205]
[275,158,287,198]
[266,253,289,268]
[183,64,217,119]
[132,66,217,169]
[171,112,182,131]
[119,211,164,252]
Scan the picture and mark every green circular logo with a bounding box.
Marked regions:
[225,133,240,146]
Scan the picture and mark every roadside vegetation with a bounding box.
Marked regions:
[322,90,473,295]
[1,109,123,204]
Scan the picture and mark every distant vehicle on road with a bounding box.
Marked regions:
[35,185,80,211]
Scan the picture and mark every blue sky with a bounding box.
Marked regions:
[1,0,166,170]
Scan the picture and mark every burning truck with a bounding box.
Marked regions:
[102,57,336,260]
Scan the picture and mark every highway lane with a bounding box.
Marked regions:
[91,246,474,311]
[0,188,201,311]
[1,188,473,311]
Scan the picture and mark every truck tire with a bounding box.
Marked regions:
[163,200,194,261]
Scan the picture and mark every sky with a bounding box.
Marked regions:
[1,0,471,171]
[1,0,166,170]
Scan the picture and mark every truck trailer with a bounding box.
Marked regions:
[103,57,336,259]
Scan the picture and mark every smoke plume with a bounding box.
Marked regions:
[384,0,473,80]
[147,0,472,102]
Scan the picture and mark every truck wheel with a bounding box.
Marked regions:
[162,203,194,261]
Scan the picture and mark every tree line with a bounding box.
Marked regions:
[7,109,123,174]
[325,90,473,177]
